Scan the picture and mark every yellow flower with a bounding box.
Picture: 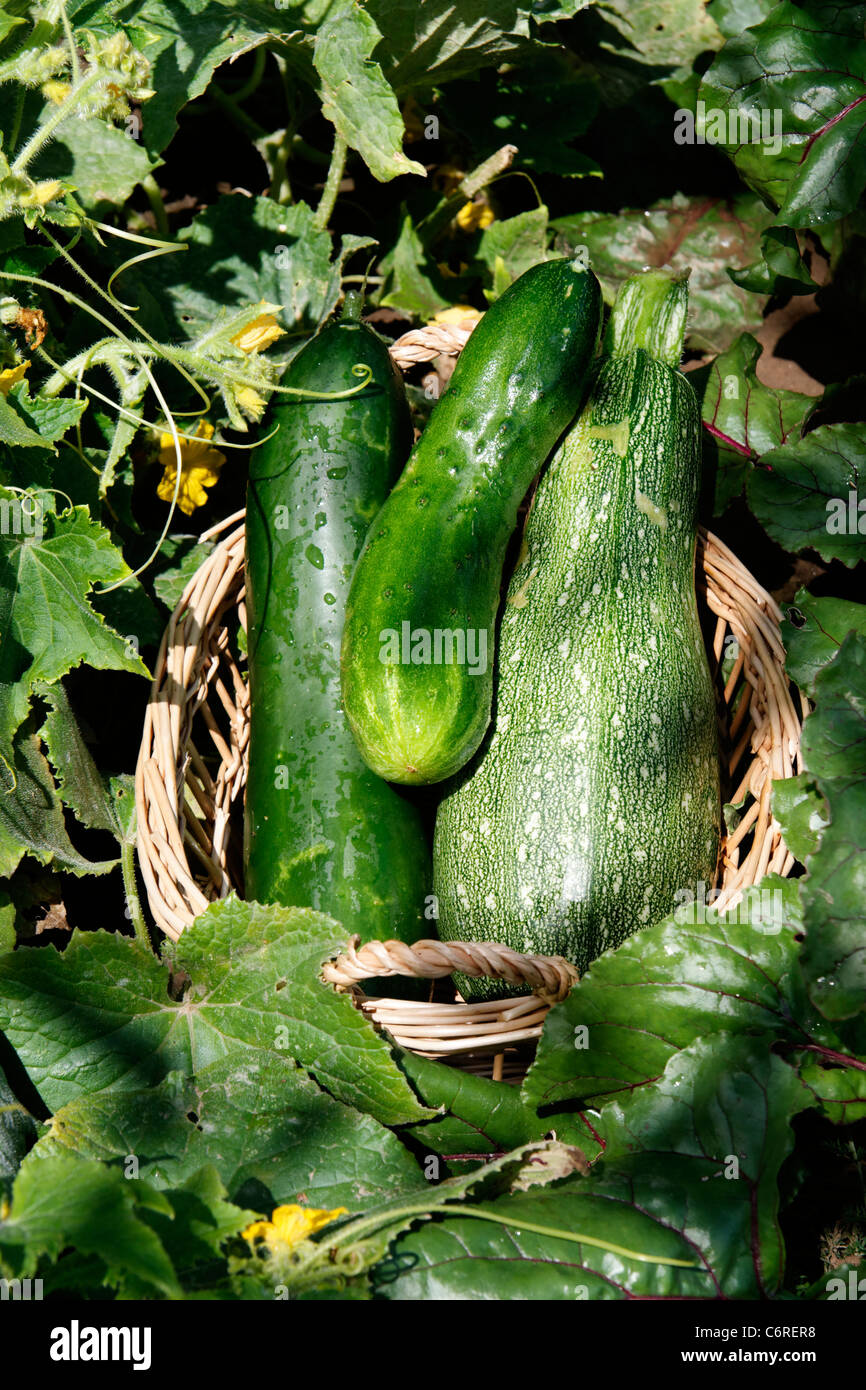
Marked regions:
[430,305,482,327]
[156,419,225,515]
[42,80,72,104]
[19,180,63,209]
[242,1204,348,1253]
[456,200,494,233]
[230,313,285,355]
[0,361,29,395]
[236,386,266,421]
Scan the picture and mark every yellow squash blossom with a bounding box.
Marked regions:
[157,419,225,515]
[230,312,285,355]
[235,385,266,421]
[242,1204,347,1254]
[42,80,72,103]
[0,361,29,395]
[456,200,494,233]
[430,305,482,327]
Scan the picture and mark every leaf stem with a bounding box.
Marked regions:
[59,0,81,85]
[801,1044,866,1073]
[121,840,152,950]
[422,1205,700,1267]
[324,1198,697,1270]
[314,135,347,231]
[231,45,267,104]
[141,174,170,240]
[12,69,101,172]
[208,80,267,141]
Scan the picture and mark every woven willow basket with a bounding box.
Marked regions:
[135,321,806,1074]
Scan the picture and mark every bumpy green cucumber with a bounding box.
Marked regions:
[244,294,430,940]
[341,257,602,785]
[434,270,721,998]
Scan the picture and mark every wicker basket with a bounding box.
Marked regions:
[135,323,806,1072]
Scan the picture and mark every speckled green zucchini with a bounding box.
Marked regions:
[340,257,603,785]
[434,270,722,998]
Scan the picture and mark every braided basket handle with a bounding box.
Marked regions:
[322,936,579,1005]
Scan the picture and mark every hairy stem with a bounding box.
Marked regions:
[121,840,152,950]
[12,69,101,172]
[314,134,347,231]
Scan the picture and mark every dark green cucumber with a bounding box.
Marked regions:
[434,270,721,999]
[244,294,430,940]
[341,257,602,785]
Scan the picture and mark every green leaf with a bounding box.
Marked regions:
[378,1177,701,1299]
[31,117,158,208]
[226,1139,587,1297]
[365,0,572,92]
[399,1050,589,1162]
[699,2,866,227]
[6,381,87,447]
[592,1034,815,1296]
[522,878,824,1111]
[167,899,431,1125]
[0,900,431,1126]
[132,1165,256,1290]
[701,331,813,511]
[0,497,149,771]
[0,1154,180,1296]
[153,534,216,612]
[38,680,130,840]
[105,0,291,157]
[0,1065,35,1201]
[728,224,818,296]
[710,0,776,39]
[380,212,449,318]
[0,393,47,448]
[36,1052,424,1210]
[781,590,866,697]
[478,207,550,297]
[552,193,776,354]
[801,634,866,781]
[0,891,14,953]
[799,637,866,1021]
[383,1037,807,1299]
[0,718,119,879]
[799,1061,866,1125]
[0,9,26,44]
[771,774,829,863]
[126,195,348,342]
[747,422,866,567]
[598,0,723,78]
[314,4,425,183]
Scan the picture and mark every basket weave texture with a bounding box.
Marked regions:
[135,323,805,1060]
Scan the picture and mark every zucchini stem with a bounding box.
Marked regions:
[604,268,690,367]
